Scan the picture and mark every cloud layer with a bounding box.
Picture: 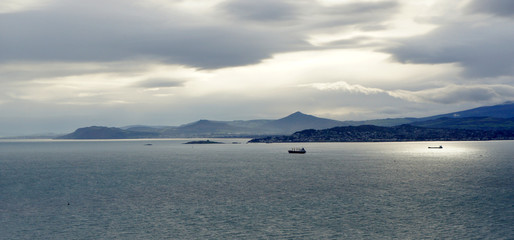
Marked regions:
[1,0,513,136]
[0,1,307,69]
[0,0,402,68]
[387,18,514,78]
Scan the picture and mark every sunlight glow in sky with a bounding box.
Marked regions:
[1,0,514,136]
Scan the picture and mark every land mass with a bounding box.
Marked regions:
[55,102,514,140]
[56,126,159,139]
[248,124,514,143]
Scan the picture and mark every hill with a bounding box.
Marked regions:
[422,102,514,119]
[411,117,514,130]
[125,111,345,138]
[249,125,514,143]
[56,126,159,139]
[334,102,514,128]
[159,120,256,137]
[56,102,514,139]
[261,111,344,133]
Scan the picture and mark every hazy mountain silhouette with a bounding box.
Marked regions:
[57,102,514,139]
[159,120,255,137]
[421,101,514,119]
[57,126,159,139]
[261,111,345,134]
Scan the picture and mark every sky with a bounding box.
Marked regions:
[1,0,514,136]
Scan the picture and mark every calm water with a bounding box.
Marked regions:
[1,139,513,239]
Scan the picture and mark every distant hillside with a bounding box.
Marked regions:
[134,112,345,138]
[338,102,514,128]
[159,120,256,137]
[412,117,514,130]
[338,118,418,127]
[57,126,159,139]
[226,119,273,129]
[56,102,514,139]
[249,125,514,143]
[423,102,514,119]
[261,111,345,133]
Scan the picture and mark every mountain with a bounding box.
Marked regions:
[56,112,346,139]
[159,120,256,137]
[338,102,514,128]
[142,112,345,138]
[422,102,514,119]
[56,102,514,139]
[261,111,344,133]
[57,126,159,139]
[225,119,273,129]
[249,102,514,143]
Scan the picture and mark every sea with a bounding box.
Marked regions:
[1,139,512,239]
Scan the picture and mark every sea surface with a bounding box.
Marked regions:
[1,139,513,239]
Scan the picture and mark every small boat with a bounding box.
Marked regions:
[428,145,443,149]
[288,147,306,154]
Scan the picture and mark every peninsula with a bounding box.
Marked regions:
[248,124,514,143]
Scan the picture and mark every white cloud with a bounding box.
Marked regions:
[1,0,513,136]
[304,80,514,105]
[0,0,49,13]
[303,81,385,95]
[387,84,514,104]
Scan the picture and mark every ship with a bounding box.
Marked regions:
[428,145,443,149]
[288,147,306,154]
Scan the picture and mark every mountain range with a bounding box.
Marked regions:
[57,102,514,139]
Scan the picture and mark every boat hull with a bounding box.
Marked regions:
[288,150,306,154]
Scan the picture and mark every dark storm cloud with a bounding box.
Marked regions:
[467,0,514,17]
[386,19,514,78]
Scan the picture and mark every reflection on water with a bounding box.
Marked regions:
[395,141,479,156]
[0,140,512,239]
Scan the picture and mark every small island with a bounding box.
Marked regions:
[184,140,224,144]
